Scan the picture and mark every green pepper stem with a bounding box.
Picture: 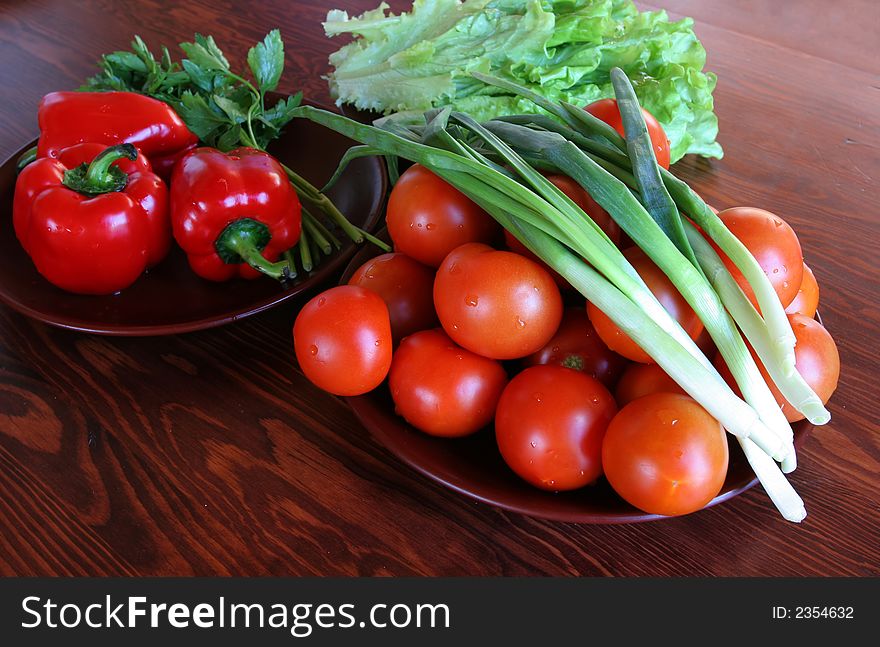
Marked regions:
[233,244,292,281]
[214,218,292,282]
[86,144,137,184]
[62,143,138,195]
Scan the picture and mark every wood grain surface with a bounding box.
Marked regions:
[0,0,877,576]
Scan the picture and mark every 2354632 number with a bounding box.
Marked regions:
[795,606,854,619]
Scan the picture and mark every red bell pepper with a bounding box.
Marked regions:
[36,91,198,164]
[170,147,302,282]
[13,143,170,295]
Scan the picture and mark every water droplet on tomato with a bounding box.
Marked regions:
[449,262,460,275]
[309,344,318,356]
[465,295,479,307]
[773,268,779,274]
[318,297,326,307]
[533,392,543,403]
[516,317,526,328]
[374,340,381,347]
[658,408,679,426]
[530,441,537,448]
[426,223,436,230]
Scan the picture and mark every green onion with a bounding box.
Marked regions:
[471,72,622,147]
[476,72,799,366]
[297,225,313,273]
[660,170,797,364]
[301,208,333,256]
[303,207,342,251]
[738,437,806,522]
[293,105,789,455]
[609,68,699,268]
[685,222,831,428]
[291,95,813,520]
[606,72,796,465]
[446,112,721,368]
[478,118,794,464]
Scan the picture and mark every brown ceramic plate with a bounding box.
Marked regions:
[0,99,385,336]
[340,237,813,523]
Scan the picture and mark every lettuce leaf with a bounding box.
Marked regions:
[324,0,722,162]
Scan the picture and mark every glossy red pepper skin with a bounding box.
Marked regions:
[36,91,198,162]
[171,147,302,281]
[13,145,169,295]
[150,142,198,182]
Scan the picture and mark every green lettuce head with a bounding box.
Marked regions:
[325,0,722,162]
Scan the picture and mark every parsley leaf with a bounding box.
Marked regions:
[247,29,284,93]
[212,94,249,123]
[177,91,227,142]
[180,34,229,72]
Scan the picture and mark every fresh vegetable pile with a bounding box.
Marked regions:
[291,71,839,522]
[13,31,383,295]
[7,14,839,523]
[324,0,722,163]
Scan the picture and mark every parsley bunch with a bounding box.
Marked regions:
[83,31,300,152]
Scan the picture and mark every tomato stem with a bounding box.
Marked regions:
[561,355,584,371]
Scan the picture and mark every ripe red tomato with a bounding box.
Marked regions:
[385,164,500,267]
[784,262,819,319]
[522,307,627,387]
[584,98,671,169]
[713,207,804,309]
[615,363,687,408]
[495,365,617,491]
[388,329,507,437]
[714,313,839,423]
[293,286,392,396]
[503,230,570,290]
[602,393,729,516]
[434,243,563,360]
[348,252,438,343]
[587,247,704,363]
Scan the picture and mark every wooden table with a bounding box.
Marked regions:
[0,0,877,576]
